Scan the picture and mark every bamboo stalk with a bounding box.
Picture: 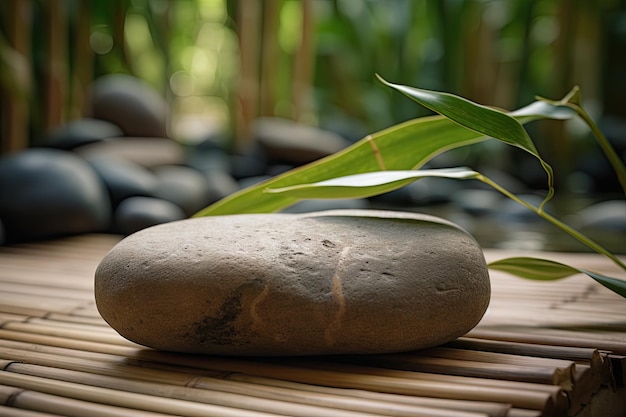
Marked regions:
[469,328,626,355]
[6,362,387,417]
[0,283,92,300]
[24,318,117,334]
[42,0,67,132]
[1,388,175,417]
[259,0,280,117]
[276,358,564,397]
[0,371,280,417]
[44,313,109,327]
[448,337,601,363]
[235,0,261,150]
[68,0,93,121]
[0,342,502,417]
[1,322,137,348]
[1,0,32,153]
[132,351,559,412]
[0,404,64,417]
[0,328,144,358]
[506,409,542,417]
[291,0,315,122]
[338,353,573,388]
[225,373,511,417]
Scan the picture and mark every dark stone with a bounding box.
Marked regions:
[253,117,350,165]
[113,196,186,236]
[0,149,111,243]
[152,165,211,216]
[230,144,269,180]
[495,194,547,223]
[42,118,123,150]
[85,156,157,207]
[452,189,503,216]
[90,74,169,138]
[202,169,240,206]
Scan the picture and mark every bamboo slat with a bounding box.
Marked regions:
[0,235,625,417]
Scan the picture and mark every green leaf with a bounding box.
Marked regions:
[266,168,480,199]
[488,257,580,280]
[488,257,626,298]
[376,74,538,153]
[194,97,574,217]
[376,75,556,208]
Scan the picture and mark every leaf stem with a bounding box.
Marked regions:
[478,174,626,271]
[568,104,626,196]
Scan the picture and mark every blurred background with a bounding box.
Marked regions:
[0,0,624,252]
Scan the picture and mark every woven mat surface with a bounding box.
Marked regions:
[0,234,625,417]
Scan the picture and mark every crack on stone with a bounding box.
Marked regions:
[249,284,270,331]
[324,247,350,346]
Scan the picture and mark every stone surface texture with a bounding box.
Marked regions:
[95,209,490,356]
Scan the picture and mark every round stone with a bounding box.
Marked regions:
[85,156,157,207]
[42,118,123,150]
[73,137,185,169]
[90,74,169,138]
[113,196,186,235]
[0,149,111,243]
[95,209,490,356]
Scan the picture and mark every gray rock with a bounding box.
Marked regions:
[253,117,350,165]
[42,118,123,150]
[90,74,169,138]
[152,165,212,216]
[73,137,185,169]
[85,156,157,207]
[113,196,185,235]
[0,149,110,243]
[575,200,626,232]
[95,209,490,356]
[202,169,240,206]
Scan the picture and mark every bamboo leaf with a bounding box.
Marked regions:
[266,168,480,198]
[489,257,626,299]
[376,74,537,152]
[194,98,574,217]
[376,75,556,208]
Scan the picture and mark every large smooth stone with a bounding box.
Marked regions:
[95,209,490,356]
[0,149,111,243]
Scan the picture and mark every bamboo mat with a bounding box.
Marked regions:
[0,235,624,417]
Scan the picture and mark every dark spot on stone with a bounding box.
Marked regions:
[187,294,243,346]
[322,239,336,248]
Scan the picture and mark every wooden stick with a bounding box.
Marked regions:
[226,373,511,417]
[469,328,626,355]
[0,371,279,417]
[334,353,573,388]
[132,351,560,412]
[1,322,137,347]
[0,343,504,417]
[0,404,65,417]
[6,362,390,417]
[1,389,174,417]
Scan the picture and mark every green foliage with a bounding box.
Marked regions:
[195,80,626,299]
[489,258,626,298]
